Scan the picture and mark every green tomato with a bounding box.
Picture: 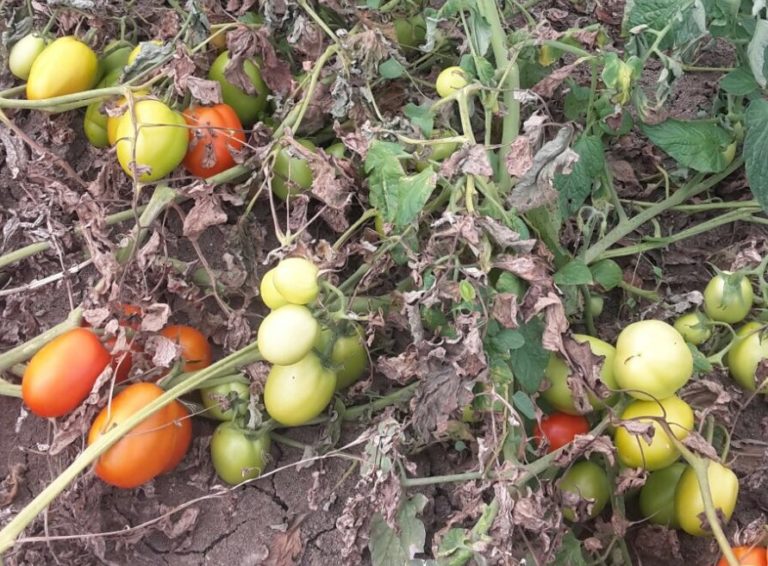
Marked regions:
[83,100,110,148]
[587,295,604,318]
[263,352,337,426]
[726,321,768,392]
[272,140,316,200]
[208,50,269,126]
[99,39,133,78]
[27,36,99,100]
[394,15,426,50]
[674,311,712,346]
[9,33,48,80]
[703,271,753,324]
[558,461,611,521]
[541,334,617,414]
[210,422,271,485]
[272,257,319,305]
[200,381,250,421]
[638,462,686,527]
[435,66,469,98]
[256,304,319,366]
[613,320,693,400]
[674,461,739,536]
[414,129,460,171]
[325,142,346,158]
[114,99,188,181]
[260,268,288,310]
[315,324,368,390]
[613,395,693,471]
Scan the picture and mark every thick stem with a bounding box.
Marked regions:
[0,379,22,398]
[115,185,177,265]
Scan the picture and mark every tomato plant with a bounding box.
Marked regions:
[256,304,320,366]
[638,462,686,527]
[200,381,250,421]
[703,271,753,324]
[272,257,319,305]
[22,328,111,418]
[675,461,739,536]
[726,322,768,392]
[674,311,712,346]
[716,547,768,566]
[87,383,181,488]
[558,460,610,521]
[541,334,617,414]
[26,37,98,100]
[9,33,48,80]
[182,103,245,178]
[260,268,288,309]
[613,319,693,400]
[435,66,469,98]
[271,140,316,200]
[210,422,271,485]
[208,51,269,126]
[614,395,694,470]
[533,412,589,453]
[159,325,212,372]
[263,352,337,426]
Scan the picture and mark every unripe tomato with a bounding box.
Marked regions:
[533,412,589,453]
[325,142,346,158]
[260,269,288,310]
[264,352,337,426]
[200,381,250,421]
[88,383,180,488]
[613,320,693,400]
[394,15,426,50]
[159,325,212,372]
[675,460,739,536]
[414,129,459,172]
[272,257,319,305]
[162,400,193,473]
[22,328,111,417]
[541,334,617,414]
[83,100,110,148]
[271,140,316,200]
[257,304,319,366]
[587,295,604,318]
[208,50,269,126]
[704,271,753,324]
[9,33,48,80]
[114,99,188,181]
[674,311,712,346]
[27,37,98,100]
[127,40,164,65]
[210,422,271,485]
[638,462,686,527]
[558,460,610,521]
[99,39,133,77]
[315,323,368,390]
[716,547,767,566]
[614,395,693,470]
[435,66,469,98]
[726,322,768,392]
[182,103,245,178]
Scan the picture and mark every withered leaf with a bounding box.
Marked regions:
[265,514,307,566]
[141,303,171,332]
[681,433,719,460]
[183,194,228,239]
[187,77,222,105]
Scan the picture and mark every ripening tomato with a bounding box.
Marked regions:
[704,271,753,324]
[541,334,617,414]
[22,328,111,418]
[675,460,739,536]
[159,325,212,372]
[533,412,590,453]
[256,304,319,366]
[114,99,188,181]
[182,104,245,178]
[613,395,693,471]
[613,319,693,400]
[674,311,712,346]
[726,322,768,392]
[210,422,271,485]
[263,352,337,426]
[716,546,768,566]
[27,37,98,99]
[272,257,319,305]
[638,462,686,527]
[260,269,288,310]
[88,383,181,487]
[435,66,469,98]
[558,460,610,521]
[208,51,269,126]
[162,400,193,473]
[271,140,316,200]
[9,33,48,80]
[200,381,250,421]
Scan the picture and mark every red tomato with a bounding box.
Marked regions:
[88,383,179,488]
[715,546,767,566]
[533,412,590,453]
[159,325,212,372]
[162,401,193,473]
[22,328,111,417]
[182,104,245,178]
[104,337,140,383]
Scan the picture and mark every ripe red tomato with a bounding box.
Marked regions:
[22,328,111,417]
[159,325,212,372]
[104,337,141,383]
[162,401,193,473]
[88,383,181,487]
[533,412,590,453]
[182,104,245,178]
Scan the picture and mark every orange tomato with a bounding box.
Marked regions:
[22,328,111,417]
[182,104,245,178]
[162,401,193,473]
[159,325,212,372]
[716,547,767,566]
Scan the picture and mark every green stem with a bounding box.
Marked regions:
[115,184,177,265]
[0,379,21,398]
[0,308,83,373]
[332,209,378,251]
[0,83,152,112]
[623,199,759,213]
[618,281,661,302]
[444,498,500,566]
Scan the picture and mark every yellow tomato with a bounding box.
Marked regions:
[27,37,98,100]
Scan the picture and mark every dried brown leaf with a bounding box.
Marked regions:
[265,514,306,566]
[0,464,26,506]
[506,135,534,177]
[183,194,228,239]
[532,60,583,98]
[681,432,719,460]
[158,506,199,539]
[491,293,519,329]
[187,77,222,105]
[141,303,171,332]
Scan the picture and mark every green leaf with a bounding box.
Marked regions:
[720,67,760,96]
[748,19,768,88]
[369,495,428,566]
[490,329,526,352]
[403,103,434,137]
[395,169,438,227]
[509,318,549,393]
[379,58,405,79]
[744,99,768,212]
[555,135,605,216]
[624,0,705,49]
[512,391,536,420]
[563,83,590,121]
[590,259,623,290]
[641,119,732,173]
[689,343,712,373]
[551,531,588,566]
[488,355,515,386]
[554,260,593,286]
